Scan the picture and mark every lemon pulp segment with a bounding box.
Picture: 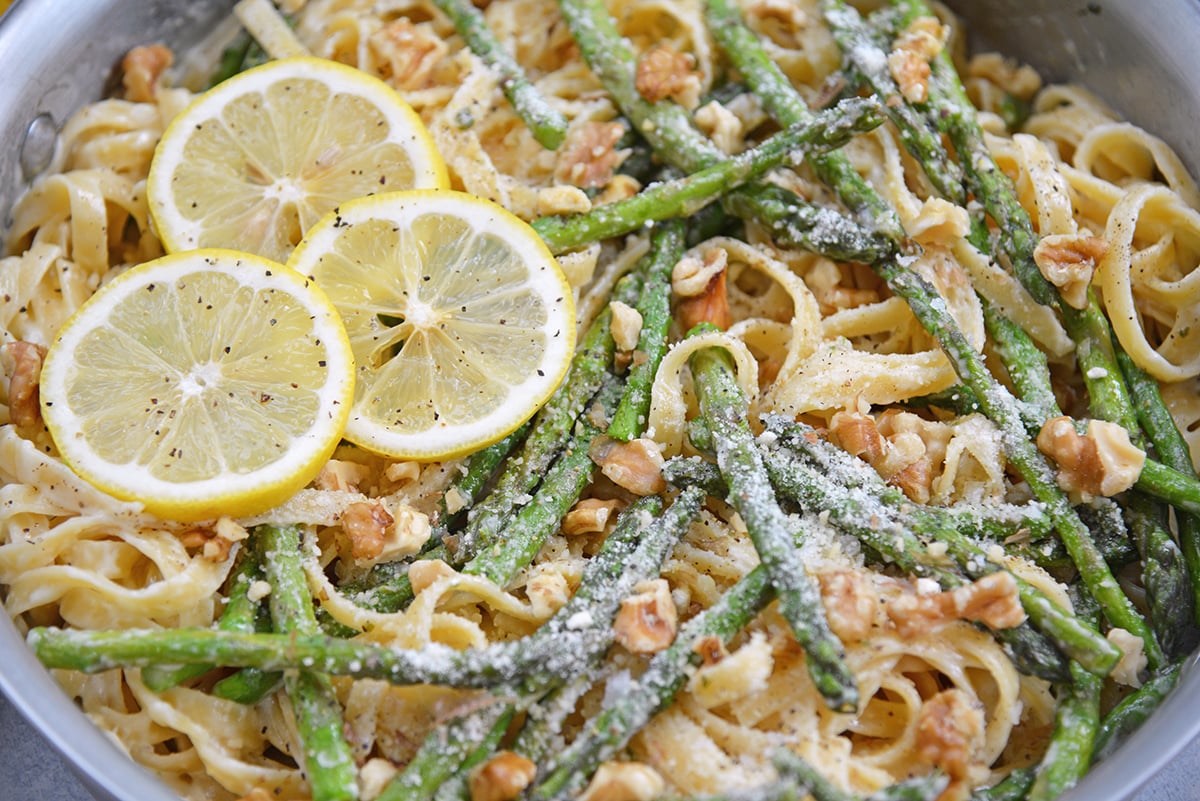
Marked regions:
[289,190,576,460]
[39,250,355,521]
[148,56,448,263]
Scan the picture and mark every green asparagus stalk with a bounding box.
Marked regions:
[461,377,622,587]
[1093,663,1181,762]
[260,525,358,801]
[376,702,513,801]
[703,0,904,242]
[437,423,532,528]
[817,0,965,204]
[968,769,1035,801]
[556,0,893,262]
[689,335,858,711]
[1028,593,1103,801]
[141,538,265,691]
[531,97,886,253]
[607,219,685,441]
[431,0,568,149]
[772,750,948,801]
[1118,346,1200,625]
[759,418,1113,678]
[529,566,775,800]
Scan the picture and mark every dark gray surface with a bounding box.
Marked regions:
[2,690,1199,800]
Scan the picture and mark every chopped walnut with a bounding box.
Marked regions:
[469,751,537,801]
[614,578,678,654]
[916,689,986,786]
[525,566,571,619]
[1033,233,1107,310]
[578,761,665,801]
[315,459,371,492]
[610,301,644,353]
[556,121,627,189]
[5,340,46,430]
[122,44,173,102]
[635,44,702,109]
[343,501,396,561]
[686,631,773,708]
[887,572,1025,637]
[967,52,1042,100]
[1107,627,1148,687]
[590,436,667,496]
[672,248,727,297]
[594,174,642,206]
[1036,416,1146,502]
[695,101,744,155]
[408,558,457,594]
[385,461,421,484]
[368,19,448,91]
[562,498,625,536]
[818,570,879,642]
[536,185,592,216]
[675,267,731,332]
[888,16,948,104]
[360,757,400,801]
[692,635,728,667]
[829,409,941,502]
[828,411,886,464]
[178,526,236,563]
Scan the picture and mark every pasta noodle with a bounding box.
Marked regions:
[2,1,1199,800]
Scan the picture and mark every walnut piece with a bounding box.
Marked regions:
[888,16,947,104]
[818,570,879,642]
[1036,416,1145,502]
[635,44,702,108]
[916,689,985,785]
[469,751,537,801]
[556,121,627,189]
[1033,233,1107,310]
[562,498,625,536]
[368,19,448,91]
[314,459,371,492]
[589,436,667,496]
[536,185,592,216]
[359,757,400,801]
[122,44,173,102]
[695,101,744,155]
[887,572,1025,636]
[5,340,46,430]
[343,501,396,562]
[675,267,731,332]
[525,566,571,619]
[578,762,665,801]
[672,248,727,297]
[610,301,644,353]
[614,578,678,654]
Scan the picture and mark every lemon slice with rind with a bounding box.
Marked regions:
[288,190,576,460]
[39,249,355,522]
[147,56,449,263]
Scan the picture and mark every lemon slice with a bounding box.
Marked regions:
[287,190,576,460]
[39,249,355,522]
[147,56,449,263]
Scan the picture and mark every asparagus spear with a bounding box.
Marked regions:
[461,377,622,587]
[140,537,266,691]
[772,750,948,801]
[1118,346,1200,625]
[817,0,965,204]
[556,0,893,262]
[431,0,568,149]
[689,336,858,711]
[968,769,1035,801]
[529,566,775,800]
[607,219,685,441]
[1092,663,1181,762]
[530,96,886,254]
[260,525,359,801]
[376,702,513,801]
[703,0,904,242]
[1028,593,1103,801]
